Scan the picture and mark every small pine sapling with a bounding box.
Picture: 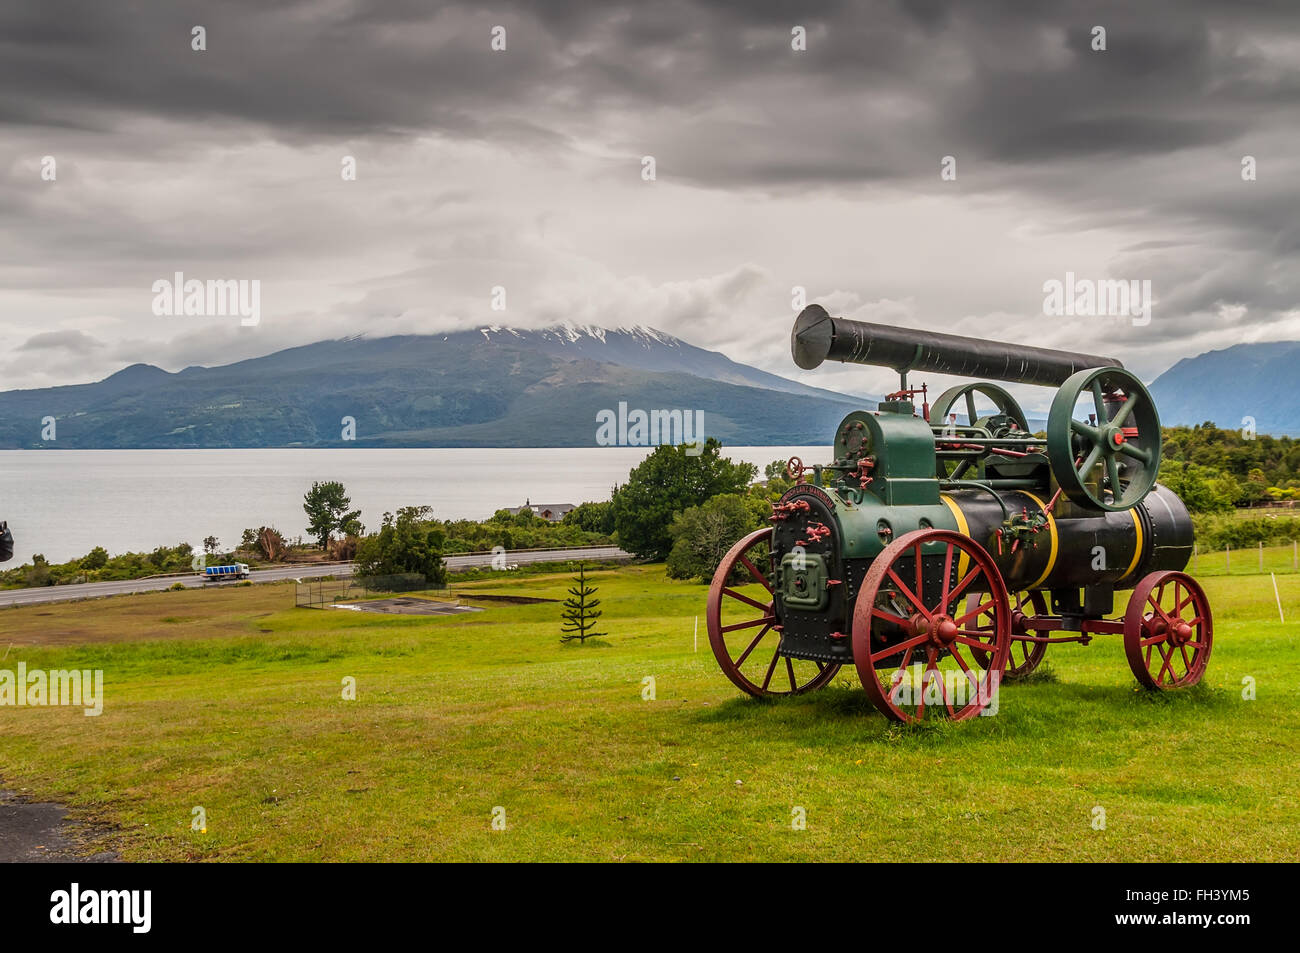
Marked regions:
[560,563,606,643]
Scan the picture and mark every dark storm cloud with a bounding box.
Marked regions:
[0,0,1297,390]
[3,1,1294,182]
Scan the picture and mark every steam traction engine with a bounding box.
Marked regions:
[706,305,1211,722]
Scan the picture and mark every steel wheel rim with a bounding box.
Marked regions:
[852,529,1010,723]
[707,528,841,697]
[1124,570,1212,689]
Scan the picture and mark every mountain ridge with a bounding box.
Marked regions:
[1149,340,1300,436]
[0,324,874,449]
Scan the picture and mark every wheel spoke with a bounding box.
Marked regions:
[950,643,973,675]
[870,605,910,626]
[914,542,924,612]
[720,615,775,634]
[1111,391,1139,426]
[915,659,934,720]
[947,565,984,605]
[1155,644,1175,684]
[1117,442,1151,464]
[1071,419,1101,442]
[722,587,770,612]
[939,665,955,717]
[939,542,955,612]
[965,390,977,425]
[738,555,773,593]
[761,647,781,690]
[1077,442,1103,480]
[1091,379,1107,421]
[1146,592,1175,628]
[872,632,929,664]
[886,568,930,618]
[955,600,994,627]
[1106,454,1122,496]
[785,656,797,691]
[734,624,773,668]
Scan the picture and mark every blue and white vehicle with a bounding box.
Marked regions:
[202,563,250,582]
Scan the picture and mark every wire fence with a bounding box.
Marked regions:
[1192,540,1300,577]
[294,573,446,608]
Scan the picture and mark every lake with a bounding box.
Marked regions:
[0,447,829,565]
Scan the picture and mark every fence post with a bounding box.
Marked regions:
[1260,540,1264,573]
[1193,542,1198,572]
[1226,543,1230,572]
[1294,539,1297,571]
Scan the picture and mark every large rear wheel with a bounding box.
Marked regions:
[851,529,1010,723]
[706,528,841,697]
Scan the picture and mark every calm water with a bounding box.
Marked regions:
[0,447,828,565]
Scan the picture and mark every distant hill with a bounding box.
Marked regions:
[0,325,876,449]
[1149,341,1300,436]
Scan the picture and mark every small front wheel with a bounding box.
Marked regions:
[1124,571,1212,689]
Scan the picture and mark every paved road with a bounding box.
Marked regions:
[0,546,630,608]
[0,791,119,863]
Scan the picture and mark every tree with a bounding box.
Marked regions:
[1241,467,1271,506]
[303,480,362,549]
[610,439,757,560]
[354,506,447,584]
[666,493,770,582]
[203,535,220,555]
[563,500,616,535]
[256,527,287,561]
[79,546,109,571]
[560,564,605,643]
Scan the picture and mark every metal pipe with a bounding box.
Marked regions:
[791,304,1123,387]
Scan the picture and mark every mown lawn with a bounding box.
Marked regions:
[1,565,1297,861]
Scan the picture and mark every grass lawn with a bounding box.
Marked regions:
[1,565,1297,861]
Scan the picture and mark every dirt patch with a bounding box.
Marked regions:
[0,790,120,862]
[329,597,484,616]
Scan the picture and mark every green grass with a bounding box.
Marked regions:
[1,566,1297,861]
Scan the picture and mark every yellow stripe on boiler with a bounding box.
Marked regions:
[1021,491,1059,589]
[939,494,972,581]
[1121,507,1144,581]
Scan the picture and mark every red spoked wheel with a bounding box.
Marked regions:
[785,456,805,481]
[707,528,841,697]
[1124,570,1212,689]
[965,590,1050,679]
[852,529,1010,723]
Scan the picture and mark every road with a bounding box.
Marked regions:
[0,545,630,608]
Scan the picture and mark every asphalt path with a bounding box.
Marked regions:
[0,545,630,608]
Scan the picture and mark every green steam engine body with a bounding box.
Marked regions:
[706,305,1210,722]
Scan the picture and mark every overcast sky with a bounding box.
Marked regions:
[2,0,1297,409]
